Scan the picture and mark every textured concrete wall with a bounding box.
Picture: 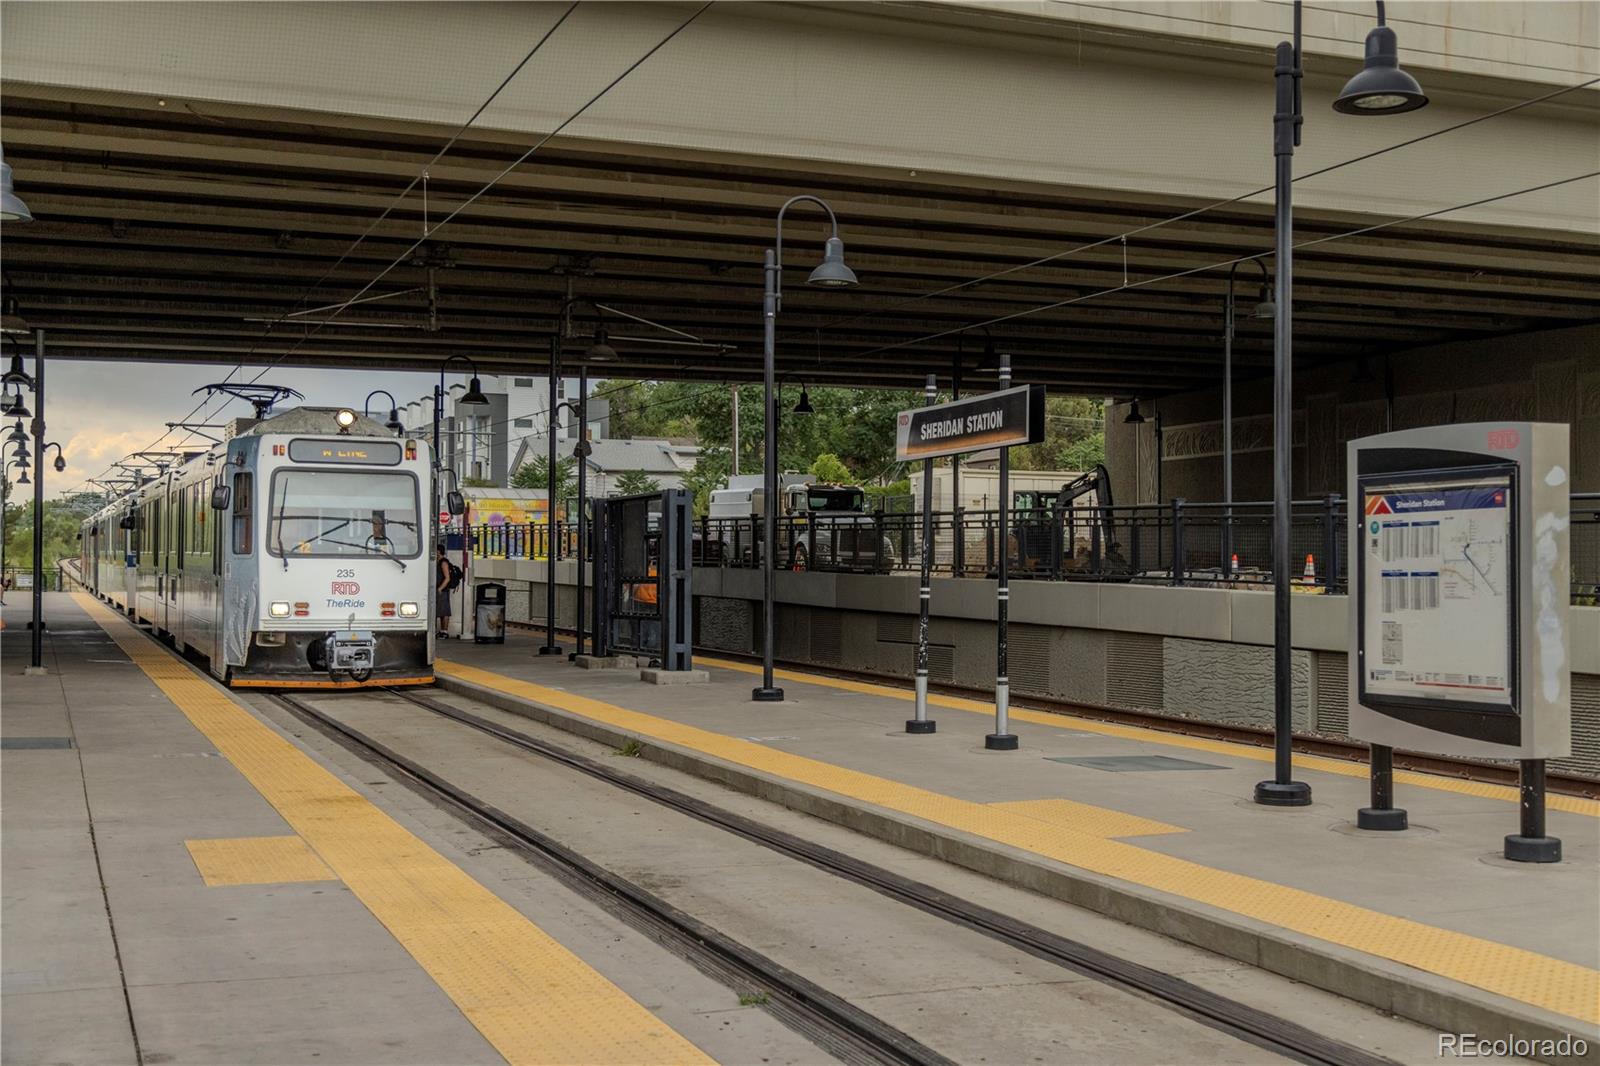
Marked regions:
[483,564,1599,775]
[1163,639,1314,731]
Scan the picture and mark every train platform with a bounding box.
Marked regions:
[1,593,826,1065]
[435,627,1600,1056]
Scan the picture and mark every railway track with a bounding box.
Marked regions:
[509,622,1598,799]
[269,690,955,1066]
[279,684,1398,1066]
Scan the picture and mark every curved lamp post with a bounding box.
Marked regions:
[1256,0,1427,808]
[540,298,613,657]
[433,354,489,480]
[364,390,405,434]
[754,196,858,703]
[40,441,65,474]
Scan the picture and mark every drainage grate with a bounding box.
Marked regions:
[1046,755,1225,772]
[2,737,74,750]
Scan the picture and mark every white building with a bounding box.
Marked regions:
[401,373,610,487]
[510,435,699,496]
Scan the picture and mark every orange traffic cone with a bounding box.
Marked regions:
[1302,553,1316,583]
[1229,553,1239,576]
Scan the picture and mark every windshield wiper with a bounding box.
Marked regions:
[315,538,408,571]
[275,493,291,570]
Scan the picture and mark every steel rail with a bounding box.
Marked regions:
[378,686,1398,1066]
[267,691,953,1066]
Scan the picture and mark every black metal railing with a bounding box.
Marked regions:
[462,493,1600,604]
[1574,494,1599,607]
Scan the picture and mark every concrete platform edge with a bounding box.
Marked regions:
[434,671,1598,1063]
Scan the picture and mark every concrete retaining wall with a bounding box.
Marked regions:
[467,558,1600,777]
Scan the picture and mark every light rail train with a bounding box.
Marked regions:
[80,407,438,688]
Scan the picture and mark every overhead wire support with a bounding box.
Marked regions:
[808,73,1600,339]
[848,171,1600,360]
[113,4,582,473]
[244,0,716,379]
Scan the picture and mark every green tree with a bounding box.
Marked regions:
[808,453,852,484]
[864,478,912,513]
[596,378,922,488]
[3,496,86,579]
[612,470,662,496]
[461,476,498,488]
[511,455,575,499]
[679,445,730,516]
[1010,396,1106,472]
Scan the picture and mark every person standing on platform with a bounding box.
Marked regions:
[435,543,453,639]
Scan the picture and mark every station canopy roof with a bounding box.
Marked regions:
[3,93,1597,396]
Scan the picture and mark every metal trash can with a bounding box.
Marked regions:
[474,582,506,644]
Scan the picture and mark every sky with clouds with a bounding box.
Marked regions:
[16,358,440,500]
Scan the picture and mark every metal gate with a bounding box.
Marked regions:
[593,488,693,670]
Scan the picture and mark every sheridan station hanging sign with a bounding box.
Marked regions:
[895,384,1046,462]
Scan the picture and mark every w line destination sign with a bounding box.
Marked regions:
[895,384,1046,462]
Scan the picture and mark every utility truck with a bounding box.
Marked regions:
[707,475,896,571]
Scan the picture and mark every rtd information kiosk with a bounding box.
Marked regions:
[1347,422,1572,862]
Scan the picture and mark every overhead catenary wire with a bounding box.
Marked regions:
[64,5,581,495]
[62,47,1589,496]
[238,3,714,392]
[810,74,1599,338]
[847,171,1600,360]
[64,3,701,500]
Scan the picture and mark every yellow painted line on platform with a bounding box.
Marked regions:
[440,656,1600,1026]
[186,835,336,887]
[696,656,1600,819]
[74,594,714,1066]
[989,799,1187,839]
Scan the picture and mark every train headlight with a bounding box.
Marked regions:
[398,601,419,618]
[268,601,291,618]
[335,408,357,433]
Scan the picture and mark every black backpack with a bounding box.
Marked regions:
[445,560,463,590]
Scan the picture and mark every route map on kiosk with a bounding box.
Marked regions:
[1360,473,1515,710]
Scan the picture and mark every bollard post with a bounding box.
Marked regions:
[986,354,1018,751]
[908,373,938,734]
[1356,744,1407,830]
[1504,759,1561,862]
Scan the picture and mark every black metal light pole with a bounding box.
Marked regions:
[540,333,564,655]
[907,372,938,734]
[1223,260,1274,574]
[753,195,857,702]
[1256,0,1425,807]
[29,330,45,669]
[569,362,590,661]
[547,298,615,660]
[986,352,1017,750]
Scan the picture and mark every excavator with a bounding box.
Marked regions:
[1010,464,1129,577]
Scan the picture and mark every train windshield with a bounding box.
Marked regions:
[268,470,421,559]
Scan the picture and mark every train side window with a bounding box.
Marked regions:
[232,472,253,555]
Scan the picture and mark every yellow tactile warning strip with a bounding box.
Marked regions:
[74,594,715,1066]
[185,835,337,887]
[990,799,1186,839]
[696,656,1600,820]
[439,657,1600,1026]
